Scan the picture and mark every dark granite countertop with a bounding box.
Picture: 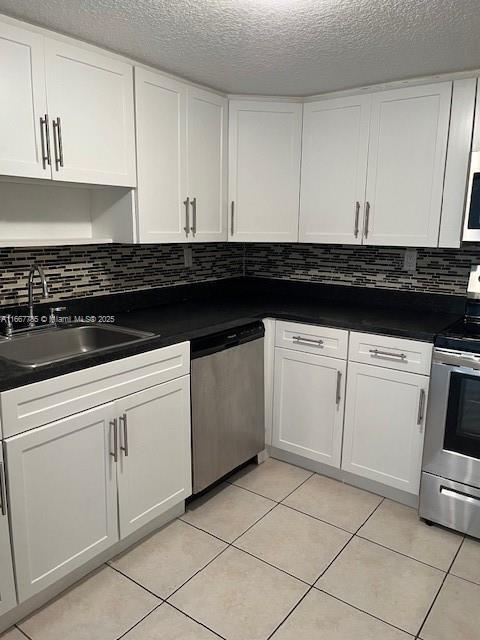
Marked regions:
[0,278,464,392]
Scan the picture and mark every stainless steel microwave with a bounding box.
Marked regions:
[463,151,480,241]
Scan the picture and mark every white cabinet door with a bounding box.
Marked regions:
[273,348,346,467]
[117,376,191,538]
[365,82,452,247]
[0,448,16,617]
[6,404,119,601]
[44,39,136,186]
[0,22,50,179]
[187,87,227,241]
[342,362,428,494]
[135,68,188,243]
[299,95,370,244]
[229,100,302,242]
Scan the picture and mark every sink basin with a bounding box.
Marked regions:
[0,325,155,368]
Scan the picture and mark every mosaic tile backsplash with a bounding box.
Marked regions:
[0,243,244,306]
[244,244,480,297]
[1,241,480,307]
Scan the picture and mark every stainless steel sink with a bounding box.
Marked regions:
[0,325,154,368]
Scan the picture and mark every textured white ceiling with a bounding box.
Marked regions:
[0,0,479,96]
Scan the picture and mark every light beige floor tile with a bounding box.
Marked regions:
[169,547,308,640]
[421,575,480,640]
[229,458,312,501]
[358,499,463,570]
[271,589,410,640]
[450,537,480,585]
[0,629,28,640]
[283,474,382,532]
[316,537,444,635]
[110,519,227,598]
[235,504,350,583]
[18,566,159,640]
[123,603,220,639]
[181,483,275,542]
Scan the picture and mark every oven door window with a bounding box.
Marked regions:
[467,172,480,229]
[444,372,480,459]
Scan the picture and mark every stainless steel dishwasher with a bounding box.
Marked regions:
[190,321,265,494]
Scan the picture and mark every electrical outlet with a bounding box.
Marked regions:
[403,248,417,272]
[183,245,193,268]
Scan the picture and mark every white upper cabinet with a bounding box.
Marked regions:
[135,69,187,243]
[186,87,227,242]
[0,22,50,179]
[135,68,227,243]
[365,82,452,247]
[44,39,136,186]
[0,448,16,617]
[229,100,302,242]
[299,95,370,244]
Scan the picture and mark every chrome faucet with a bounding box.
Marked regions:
[27,264,49,328]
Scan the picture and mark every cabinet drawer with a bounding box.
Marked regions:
[275,321,348,359]
[0,342,189,438]
[348,332,432,375]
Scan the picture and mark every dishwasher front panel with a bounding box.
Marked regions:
[191,337,265,493]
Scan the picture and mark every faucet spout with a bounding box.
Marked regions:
[27,264,49,328]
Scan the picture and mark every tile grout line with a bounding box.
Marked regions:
[115,602,164,640]
[166,602,227,639]
[13,625,33,640]
[415,534,466,639]
[315,589,417,638]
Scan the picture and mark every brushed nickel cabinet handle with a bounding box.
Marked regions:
[52,117,64,170]
[364,201,370,238]
[292,335,324,347]
[369,348,407,361]
[183,197,190,236]
[191,197,197,236]
[231,201,235,236]
[417,389,426,429]
[336,371,342,405]
[110,418,118,462]
[119,413,129,457]
[40,114,51,168]
[354,201,360,238]
[0,462,6,517]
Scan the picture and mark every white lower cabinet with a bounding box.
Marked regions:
[117,377,191,538]
[272,347,346,467]
[4,350,192,603]
[342,362,428,494]
[0,448,16,616]
[6,403,119,601]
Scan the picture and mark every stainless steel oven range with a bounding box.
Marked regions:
[419,266,480,537]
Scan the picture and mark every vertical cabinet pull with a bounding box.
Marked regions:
[417,389,426,430]
[230,201,235,236]
[52,117,64,171]
[336,371,342,405]
[190,197,197,236]
[110,418,118,462]
[364,201,370,238]
[183,197,190,236]
[119,413,129,457]
[0,462,7,517]
[354,201,360,238]
[40,114,51,169]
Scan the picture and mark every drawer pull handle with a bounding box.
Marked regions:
[369,349,407,361]
[336,371,342,405]
[417,388,426,429]
[183,197,190,236]
[110,418,118,462]
[292,335,324,347]
[354,201,360,238]
[440,486,480,505]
